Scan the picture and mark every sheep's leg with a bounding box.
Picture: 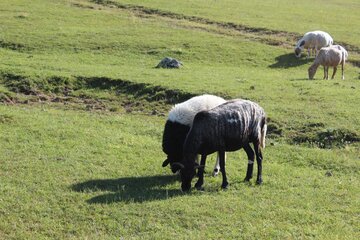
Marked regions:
[219,150,228,189]
[341,62,345,80]
[254,143,263,185]
[195,155,207,190]
[212,152,226,177]
[325,66,329,80]
[243,144,255,182]
[331,67,337,79]
[212,152,220,177]
[323,66,326,79]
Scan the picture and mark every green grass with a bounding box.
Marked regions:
[114,0,360,47]
[1,105,359,239]
[0,0,359,239]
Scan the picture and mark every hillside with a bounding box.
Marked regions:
[0,0,359,239]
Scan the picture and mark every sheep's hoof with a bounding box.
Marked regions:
[244,176,252,182]
[212,168,219,177]
[221,182,229,189]
[256,179,263,185]
[195,181,203,190]
[195,185,205,191]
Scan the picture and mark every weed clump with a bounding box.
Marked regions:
[292,126,359,149]
[0,114,14,124]
[1,72,73,95]
[265,118,283,139]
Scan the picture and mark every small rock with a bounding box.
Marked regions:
[156,57,182,69]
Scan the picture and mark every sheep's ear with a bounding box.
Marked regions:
[162,159,170,167]
[300,40,305,47]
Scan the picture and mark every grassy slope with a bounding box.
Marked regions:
[116,0,360,47]
[0,0,359,133]
[0,0,359,239]
[1,105,359,239]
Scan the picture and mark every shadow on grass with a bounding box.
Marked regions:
[75,76,196,104]
[72,174,182,204]
[290,78,310,81]
[269,53,313,68]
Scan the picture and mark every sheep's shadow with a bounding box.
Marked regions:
[290,78,310,81]
[72,174,181,204]
[269,53,313,68]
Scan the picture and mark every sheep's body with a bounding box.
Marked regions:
[162,94,226,175]
[308,46,345,80]
[177,99,267,191]
[295,31,333,58]
[332,44,348,60]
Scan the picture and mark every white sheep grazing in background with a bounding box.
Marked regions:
[308,46,346,80]
[162,94,227,176]
[295,31,333,58]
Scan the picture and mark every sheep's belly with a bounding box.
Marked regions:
[224,138,244,151]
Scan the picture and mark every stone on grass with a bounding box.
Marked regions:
[156,57,182,69]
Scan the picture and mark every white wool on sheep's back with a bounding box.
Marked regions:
[167,94,226,126]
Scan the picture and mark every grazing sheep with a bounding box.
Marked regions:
[308,46,346,80]
[173,99,267,192]
[162,94,227,176]
[295,31,333,58]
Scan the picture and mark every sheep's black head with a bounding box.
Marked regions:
[172,157,199,192]
[295,40,305,58]
[162,120,190,171]
[180,164,196,192]
[295,47,302,58]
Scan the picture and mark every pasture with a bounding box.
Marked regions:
[0,0,359,239]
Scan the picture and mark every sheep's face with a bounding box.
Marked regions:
[295,40,305,58]
[180,165,196,192]
[162,121,190,171]
[295,47,302,58]
[177,155,197,192]
[308,66,316,80]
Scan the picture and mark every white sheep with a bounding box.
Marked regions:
[308,46,346,80]
[162,94,227,176]
[295,31,333,58]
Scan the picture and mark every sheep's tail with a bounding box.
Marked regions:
[259,117,267,149]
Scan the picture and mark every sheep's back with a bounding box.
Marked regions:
[318,48,342,67]
[168,94,226,126]
[302,31,332,48]
[192,100,265,148]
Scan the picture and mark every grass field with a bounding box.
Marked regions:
[0,0,359,239]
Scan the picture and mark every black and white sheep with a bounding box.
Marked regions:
[162,94,227,176]
[295,31,333,58]
[308,46,346,80]
[173,99,267,192]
